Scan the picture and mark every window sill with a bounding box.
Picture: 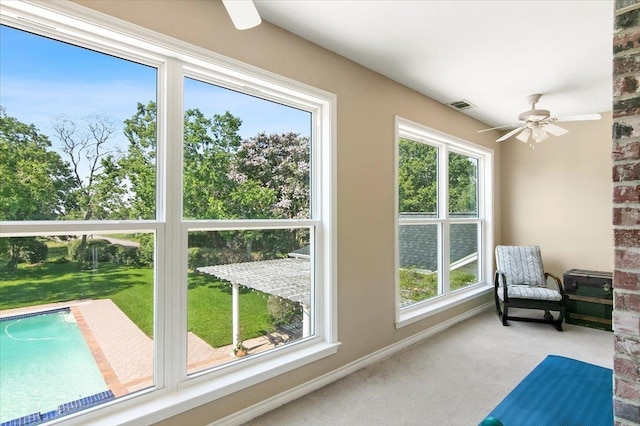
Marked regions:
[396,284,492,328]
[65,340,341,425]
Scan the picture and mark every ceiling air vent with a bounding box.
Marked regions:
[448,99,475,110]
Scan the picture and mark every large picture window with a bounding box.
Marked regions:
[395,117,493,326]
[0,2,336,424]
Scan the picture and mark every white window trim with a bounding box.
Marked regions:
[394,116,493,328]
[0,1,339,424]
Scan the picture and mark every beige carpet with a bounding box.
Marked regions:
[245,308,613,425]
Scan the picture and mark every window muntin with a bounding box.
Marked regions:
[0,2,336,423]
[396,118,491,318]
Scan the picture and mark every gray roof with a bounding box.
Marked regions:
[198,258,311,306]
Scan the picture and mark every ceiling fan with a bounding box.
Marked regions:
[221,0,262,30]
[479,94,601,143]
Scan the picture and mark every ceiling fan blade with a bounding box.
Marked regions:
[496,126,525,142]
[543,123,569,136]
[515,128,531,143]
[478,123,520,133]
[553,113,602,122]
[222,0,262,30]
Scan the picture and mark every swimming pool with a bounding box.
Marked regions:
[0,308,110,423]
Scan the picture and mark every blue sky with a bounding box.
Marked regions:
[0,24,311,154]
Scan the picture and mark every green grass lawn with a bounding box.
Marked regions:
[188,273,272,346]
[399,268,478,301]
[0,244,273,348]
[104,233,144,243]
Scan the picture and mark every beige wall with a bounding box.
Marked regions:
[500,113,614,275]
[72,1,503,424]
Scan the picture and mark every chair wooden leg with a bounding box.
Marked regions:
[502,305,509,326]
[543,309,564,331]
[494,289,507,325]
[555,306,566,332]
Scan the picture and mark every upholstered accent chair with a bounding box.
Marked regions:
[494,245,566,331]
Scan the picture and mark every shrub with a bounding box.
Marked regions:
[187,247,218,270]
[21,239,48,264]
[188,231,227,249]
[68,238,124,263]
[267,296,301,326]
[110,244,140,265]
[187,247,247,270]
[138,234,154,266]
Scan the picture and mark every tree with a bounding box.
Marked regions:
[397,138,477,215]
[182,109,244,220]
[51,113,125,221]
[51,113,127,263]
[121,101,157,220]
[398,138,437,214]
[231,132,311,254]
[119,105,311,257]
[0,108,74,220]
[232,132,310,220]
[120,102,248,221]
[0,108,74,268]
[448,152,477,214]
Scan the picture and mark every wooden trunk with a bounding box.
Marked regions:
[563,269,613,331]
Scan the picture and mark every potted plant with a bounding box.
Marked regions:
[233,340,248,357]
[233,330,248,357]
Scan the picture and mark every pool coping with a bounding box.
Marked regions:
[0,306,70,321]
[0,391,115,426]
[70,306,129,397]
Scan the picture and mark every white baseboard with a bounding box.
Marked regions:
[211,301,493,426]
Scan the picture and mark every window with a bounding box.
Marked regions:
[0,2,337,424]
[395,117,493,326]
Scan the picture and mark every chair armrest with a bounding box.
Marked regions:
[494,270,508,301]
[545,272,564,295]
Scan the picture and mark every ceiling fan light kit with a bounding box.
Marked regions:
[480,93,601,145]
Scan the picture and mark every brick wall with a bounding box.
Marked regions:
[613,1,640,424]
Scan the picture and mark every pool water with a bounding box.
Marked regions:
[0,309,109,422]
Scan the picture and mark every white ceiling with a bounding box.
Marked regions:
[254,0,614,129]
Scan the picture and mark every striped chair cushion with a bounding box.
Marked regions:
[497,285,563,302]
[495,245,546,287]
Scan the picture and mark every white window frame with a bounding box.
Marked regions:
[395,117,493,328]
[0,1,338,424]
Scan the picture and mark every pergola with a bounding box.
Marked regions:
[197,257,311,350]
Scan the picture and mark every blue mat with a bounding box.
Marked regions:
[485,355,613,426]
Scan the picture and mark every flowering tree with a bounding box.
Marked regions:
[231,132,310,255]
[232,132,310,220]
